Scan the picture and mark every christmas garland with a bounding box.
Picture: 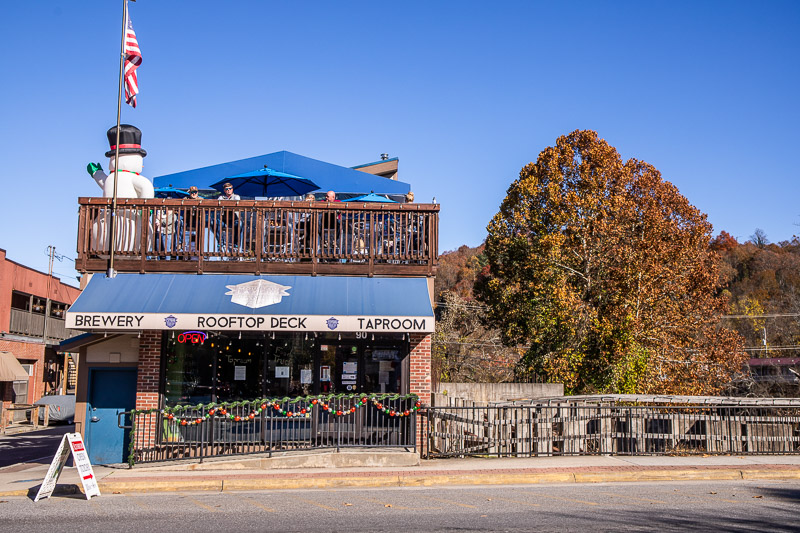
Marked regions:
[127,393,422,466]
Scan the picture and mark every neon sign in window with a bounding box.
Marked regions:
[177,331,207,344]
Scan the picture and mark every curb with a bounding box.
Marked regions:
[93,467,800,494]
[0,484,80,498]
[4,467,799,497]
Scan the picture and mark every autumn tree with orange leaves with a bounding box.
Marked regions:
[475,130,746,394]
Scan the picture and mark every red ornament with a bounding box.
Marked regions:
[261,404,267,410]
[287,412,293,417]
[404,410,410,416]
[220,409,228,416]
[311,399,318,405]
[167,414,174,420]
[415,401,421,408]
[336,410,343,416]
[361,397,368,404]
[234,415,241,422]
[208,409,215,416]
[322,404,329,410]
[376,403,384,410]
[390,410,396,417]
[350,407,356,413]
[180,420,187,426]
[274,404,281,411]
[196,418,203,424]
[300,408,307,414]
[249,413,255,420]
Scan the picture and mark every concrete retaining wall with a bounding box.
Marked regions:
[434,382,563,404]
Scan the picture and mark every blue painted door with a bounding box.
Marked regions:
[86,368,137,464]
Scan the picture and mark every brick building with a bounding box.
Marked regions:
[64,151,437,464]
[0,248,81,410]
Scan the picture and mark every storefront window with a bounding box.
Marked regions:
[163,332,316,406]
[163,332,409,407]
[317,334,408,396]
[164,333,214,405]
[214,336,265,401]
[364,346,403,394]
[266,334,315,397]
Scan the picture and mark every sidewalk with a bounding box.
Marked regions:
[2,452,800,497]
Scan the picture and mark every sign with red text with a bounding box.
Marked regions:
[35,433,101,502]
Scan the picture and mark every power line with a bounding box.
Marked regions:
[721,313,800,319]
[743,346,800,352]
[53,271,81,281]
[44,246,74,263]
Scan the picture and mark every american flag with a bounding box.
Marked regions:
[123,8,142,108]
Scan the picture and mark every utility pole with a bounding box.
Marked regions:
[43,246,55,345]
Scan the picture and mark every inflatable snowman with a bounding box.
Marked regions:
[86,124,155,253]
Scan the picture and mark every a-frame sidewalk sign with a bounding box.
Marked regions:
[34,433,101,501]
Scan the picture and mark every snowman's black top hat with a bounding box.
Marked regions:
[105,124,147,158]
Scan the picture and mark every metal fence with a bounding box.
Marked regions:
[421,403,800,458]
[125,396,416,465]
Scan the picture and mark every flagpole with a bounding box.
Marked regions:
[108,0,128,278]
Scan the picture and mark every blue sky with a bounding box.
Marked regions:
[1,1,798,286]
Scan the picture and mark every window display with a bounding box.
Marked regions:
[162,331,408,407]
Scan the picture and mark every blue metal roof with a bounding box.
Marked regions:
[153,151,411,196]
[66,274,433,333]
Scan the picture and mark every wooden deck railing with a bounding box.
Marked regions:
[76,198,439,276]
[9,308,80,343]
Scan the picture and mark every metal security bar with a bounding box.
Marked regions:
[124,396,417,465]
[421,404,800,458]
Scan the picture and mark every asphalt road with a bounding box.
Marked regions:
[2,480,799,532]
[0,425,74,468]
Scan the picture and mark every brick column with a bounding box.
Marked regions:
[135,330,162,450]
[409,332,432,451]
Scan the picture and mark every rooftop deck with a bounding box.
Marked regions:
[76,198,439,277]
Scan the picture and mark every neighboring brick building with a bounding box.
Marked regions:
[0,248,81,409]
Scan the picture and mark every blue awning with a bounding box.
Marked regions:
[153,151,411,196]
[66,274,434,333]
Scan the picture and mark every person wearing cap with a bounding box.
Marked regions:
[215,182,241,254]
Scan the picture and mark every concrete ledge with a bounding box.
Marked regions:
[0,484,79,499]
[99,479,224,493]
[138,449,420,471]
[740,468,800,480]
[88,467,800,495]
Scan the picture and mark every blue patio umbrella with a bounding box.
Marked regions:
[154,187,191,198]
[210,167,319,198]
[342,192,397,203]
